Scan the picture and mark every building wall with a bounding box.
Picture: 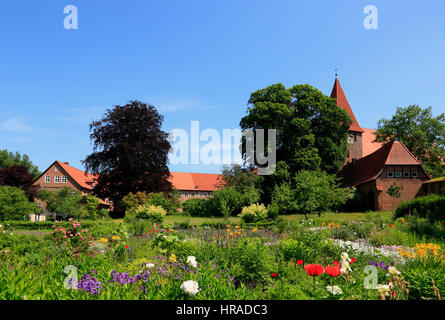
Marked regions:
[33,162,84,193]
[375,178,426,211]
[178,190,214,201]
[348,132,363,161]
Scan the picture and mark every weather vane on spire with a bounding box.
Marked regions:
[335,68,338,78]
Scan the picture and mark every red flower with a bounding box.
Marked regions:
[271,273,278,278]
[392,290,397,299]
[389,223,393,228]
[350,258,356,264]
[296,260,304,266]
[325,265,341,277]
[125,245,129,249]
[304,264,324,276]
[333,261,340,267]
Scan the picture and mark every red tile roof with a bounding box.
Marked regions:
[168,172,222,191]
[341,140,422,187]
[52,162,222,192]
[331,78,364,133]
[362,127,384,157]
[56,161,98,190]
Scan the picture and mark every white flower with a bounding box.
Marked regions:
[186,256,198,268]
[146,263,155,269]
[180,280,200,295]
[376,284,390,296]
[341,252,351,263]
[388,266,401,275]
[326,285,343,295]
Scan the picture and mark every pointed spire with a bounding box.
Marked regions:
[330,77,364,133]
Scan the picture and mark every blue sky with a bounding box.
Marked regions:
[1,0,444,174]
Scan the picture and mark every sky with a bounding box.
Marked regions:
[0,0,444,174]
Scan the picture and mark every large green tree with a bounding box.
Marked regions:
[0,149,40,179]
[374,105,445,178]
[239,83,351,203]
[83,101,172,216]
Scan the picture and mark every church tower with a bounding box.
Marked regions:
[330,77,364,163]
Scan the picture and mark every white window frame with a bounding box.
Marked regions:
[403,172,410,178]
[61,176,67,183]
[44,175,51,183]
[411,172,418,178]
[395,171,402,178]
[54,176,60,183]
[387,171,394,178]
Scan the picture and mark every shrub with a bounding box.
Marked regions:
[269,170,355,215]
[0,186,39,221]
[182,198,209,217]
[37,187,84,218]
[50,218,93,254]
[395,194,445,223]
[230,238,272,286]
[127,204,166,224]
[122,191,180,215]
[238,203,268,223]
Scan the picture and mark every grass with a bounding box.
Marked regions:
[163,211,394,227]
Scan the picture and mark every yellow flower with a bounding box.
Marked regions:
[169,253,177,263]
[98,238,109,243]
[252,227,258,232]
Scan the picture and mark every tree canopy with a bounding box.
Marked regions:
[240,83,351,176]
[239,83,351,204]
[0,149,40,179]
[83,101,172,215]
[0,165,39,201]
[374,105,445,177]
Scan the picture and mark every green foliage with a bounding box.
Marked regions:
[229,238,272,286]
[238,203,268,223]
[269,170,355,215]
[374,105,445,178]
[126,204,166,224]
[395,194,445,223]
[0,149,40,179]
[182,198,208,217]
[240,83,351,175]
[0,186,39,221]
[37,187,84,218]
[122,191,180,215]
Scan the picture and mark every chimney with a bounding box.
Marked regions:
[64,162,69,165]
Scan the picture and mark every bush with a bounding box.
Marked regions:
[238,203,268,223]
[0,186,39,221]
[182,198,209,217]
[37,187,84,218]
[269,170,355,215]
[395,194,445,223]
[230,238,272,286]
[126,204,166,225]
[122,191,180,215]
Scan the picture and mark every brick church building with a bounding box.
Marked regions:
[332,77,430,211]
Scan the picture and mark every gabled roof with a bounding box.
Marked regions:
[168,172,221,191]
[55,161,98,190]
[341,140,423,187]
[331,78,364,133]
[362,127,384,157]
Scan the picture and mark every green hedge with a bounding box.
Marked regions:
[395,194,445,222]
[2,220,104,230]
